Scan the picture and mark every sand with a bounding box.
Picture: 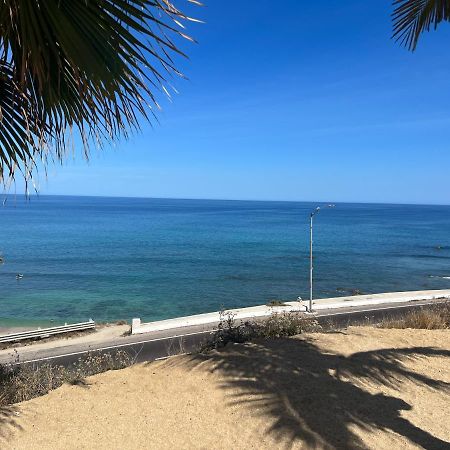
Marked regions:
[1,326,449,449]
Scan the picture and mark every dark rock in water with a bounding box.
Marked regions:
[336,287,366,296]
[351,289,365,296]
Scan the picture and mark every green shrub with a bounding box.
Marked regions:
[201,311,321,351]
[259,312,322,338]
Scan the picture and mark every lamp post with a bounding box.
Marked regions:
[308,204,335,312]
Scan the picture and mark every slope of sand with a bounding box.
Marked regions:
[1,327,449,449]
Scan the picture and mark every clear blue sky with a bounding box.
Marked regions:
[33,1,450,204]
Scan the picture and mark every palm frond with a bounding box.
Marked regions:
[0,62,49,184]
[392,0,450,50]
[0,0,199,185]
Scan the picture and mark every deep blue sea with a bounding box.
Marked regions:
[0,196,449,327]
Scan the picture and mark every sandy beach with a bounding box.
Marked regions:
[1,326,449,449]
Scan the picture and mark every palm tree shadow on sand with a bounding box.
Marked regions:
[172,337,450,449]
[0,405,22,443]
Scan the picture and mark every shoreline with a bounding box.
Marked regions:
[2,289,450,336]
[0,289,449,367]
[131,289,450,335]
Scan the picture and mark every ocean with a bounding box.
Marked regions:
[0,196,449,327]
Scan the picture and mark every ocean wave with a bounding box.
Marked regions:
[429,275,450,279]
[406,254,450,260]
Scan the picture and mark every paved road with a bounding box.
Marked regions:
[0,299,446,368]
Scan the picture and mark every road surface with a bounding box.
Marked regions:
[0,298,445,368]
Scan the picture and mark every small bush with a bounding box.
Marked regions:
[0,350,131,406]
[201,311,321,351]
[259,312,322,338]
[379,302,450,330]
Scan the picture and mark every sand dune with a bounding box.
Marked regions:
[2,327,449,449]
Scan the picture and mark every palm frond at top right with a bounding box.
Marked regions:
[392,0,450,50]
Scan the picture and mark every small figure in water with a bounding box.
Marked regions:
[16,273,24,280]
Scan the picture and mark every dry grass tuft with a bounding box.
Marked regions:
[0,350,131,407]
[380,302,450,330]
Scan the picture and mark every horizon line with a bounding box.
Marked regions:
[2,192,450,208]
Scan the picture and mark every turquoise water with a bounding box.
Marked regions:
[0,196,449,326]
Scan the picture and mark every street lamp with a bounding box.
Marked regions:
[308,204,335,312]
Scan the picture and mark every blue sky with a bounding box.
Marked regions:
[32,1,450,204]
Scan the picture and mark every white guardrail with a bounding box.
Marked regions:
[0,320,96,344]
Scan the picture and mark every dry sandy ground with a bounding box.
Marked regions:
[1,326,449,450]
